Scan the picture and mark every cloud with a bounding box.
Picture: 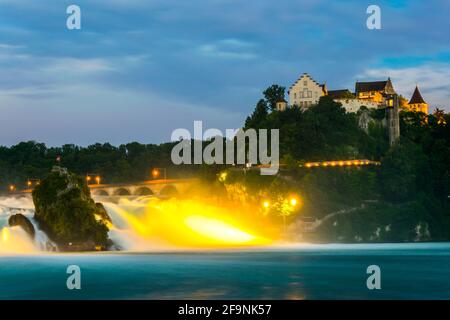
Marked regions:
[197,38,257,60]
[42,57,114,74]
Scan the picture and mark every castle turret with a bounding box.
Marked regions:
[407,85,428,114]
[275,98,287,111]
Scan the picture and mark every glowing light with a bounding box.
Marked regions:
[104,197,272,250]
[219,172,227,182]
[86,176,91,182]
[2,228,8,242]
[290,198,298,206]
[0,227,37,254]
[95,176,101,184]
[152,169,160,178]
[185,215,256,244]
[302,159,381,169]
[9,185,15,192]
[263,201,270,208]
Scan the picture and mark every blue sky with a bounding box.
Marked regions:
[0,0,449,146]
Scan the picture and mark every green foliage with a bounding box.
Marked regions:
[0,141,199,189]
[263,84,286,111]
[245,99,268,129]
[379,141,432,202]
[314,197,450,243]
[32,167,110,250]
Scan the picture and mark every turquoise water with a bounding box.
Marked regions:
[1,243,450,300]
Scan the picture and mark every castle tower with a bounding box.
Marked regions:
[275,98,287,111]
[386,94,400,146]
[407,85,428,114]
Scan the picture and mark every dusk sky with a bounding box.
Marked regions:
[0,0,449,146]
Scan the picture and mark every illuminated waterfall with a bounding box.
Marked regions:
[0,195,269,254]
[104,197,268,251]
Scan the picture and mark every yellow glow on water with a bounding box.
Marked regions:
[2,228,8,242]
[0,226,37,254]
[185,215,256,244]
[106,198,272,250]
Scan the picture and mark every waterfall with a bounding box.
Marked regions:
[0,195,267,254]
[0,196,55,254]
[101,196,267,251]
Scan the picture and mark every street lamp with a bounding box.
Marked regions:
[152,168,166,180]
[218,172,227,182]
[86,173,101,185]
[290,198,298,206]
[27,178,41,189]
[9,185,16,192]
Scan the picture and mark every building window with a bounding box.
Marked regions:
[308,91,312,98]
[294,93,297,99]
[304,81,308,86]
[299,92,303,98]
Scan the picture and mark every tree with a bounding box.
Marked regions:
[263,85,286,111]
[379,141,432,202]
[245,99,268,129]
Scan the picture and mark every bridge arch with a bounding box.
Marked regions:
[159,185,179,198]
[113,188,131,196]
[134,187,154,196]
[93,189,109,196]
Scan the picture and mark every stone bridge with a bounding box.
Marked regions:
[88,179,195,197]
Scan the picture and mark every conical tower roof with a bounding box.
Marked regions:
[409,86,427,104]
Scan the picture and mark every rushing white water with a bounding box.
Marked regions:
[101,196,266,251]
[0,195,265,253]
[0,196,54,253]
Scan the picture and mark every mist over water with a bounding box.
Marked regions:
[0,196,54,254]
[103,196,269,251]
[0,195,268,254]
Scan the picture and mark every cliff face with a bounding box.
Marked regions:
[32,166,111,251]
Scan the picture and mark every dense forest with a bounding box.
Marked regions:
[0,141,200,189]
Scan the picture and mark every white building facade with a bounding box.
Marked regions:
[288,73,327,108]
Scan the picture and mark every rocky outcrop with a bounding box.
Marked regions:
[32,166,112,251]
[8,214,35,239]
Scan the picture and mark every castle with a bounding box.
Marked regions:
[278,73,429,115]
